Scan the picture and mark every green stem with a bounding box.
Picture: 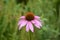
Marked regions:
[18,27,36,40]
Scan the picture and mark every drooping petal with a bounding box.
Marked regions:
[34,23,40,29]
[26,23,29,32]
[20,16,25,19]
[18,20,22,25]
[31,20,35,23]
[31,20,40,29]
[18,19,25,25]
[34,16,40,19]
[19,20,27,30]
[28,22,34,32]
[31,19,42,29]
[34,19,42,26]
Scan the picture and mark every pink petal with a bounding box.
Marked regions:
[35,20,42,26]
[18,20,22,25]
[31,19,42,29]
[34,23,40,29]
[26,23,29,32]
[19,20,27,30]
[20,16,25,19]
[35,16,40,19]
[28,22,34,32]
[31,20,35,23]
[18,19,25,25]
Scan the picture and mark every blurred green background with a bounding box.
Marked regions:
[0,0,60,40]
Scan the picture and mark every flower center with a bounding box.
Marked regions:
[25,12,34,21]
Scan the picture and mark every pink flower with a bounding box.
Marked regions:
[18,12,42,32]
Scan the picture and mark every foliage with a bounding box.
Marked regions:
[0,0,60,40]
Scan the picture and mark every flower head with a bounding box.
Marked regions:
[18,12,42,32]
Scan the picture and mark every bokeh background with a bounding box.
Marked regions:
[0,0,60,40]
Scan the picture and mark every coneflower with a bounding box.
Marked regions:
[18,12,42,32]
